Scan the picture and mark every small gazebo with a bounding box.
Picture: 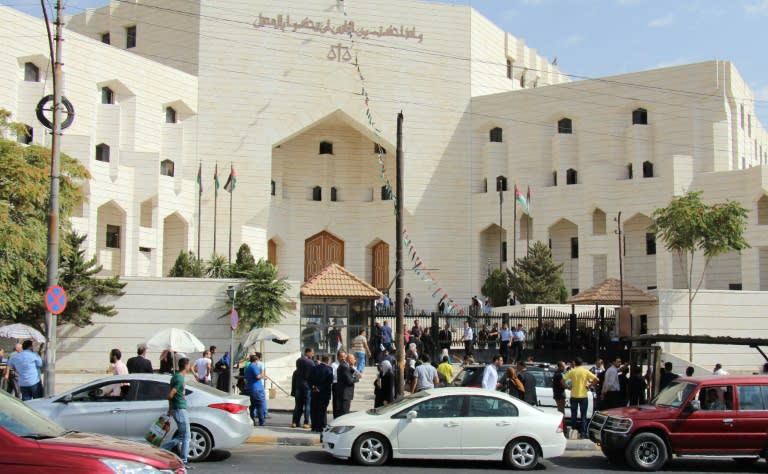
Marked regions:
[567,278,657,306]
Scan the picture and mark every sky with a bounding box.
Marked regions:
[5,0,768,124]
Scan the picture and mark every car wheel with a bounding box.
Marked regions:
[352,433,389,466]
[625,432,667,471]
[187,425,213,462]
[601,447,625,465]
[505,438,539,470]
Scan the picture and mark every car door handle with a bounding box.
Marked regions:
[444,422,459,427]
[723,418,733,424]
[110,408,123,414]
[496,421,513,426]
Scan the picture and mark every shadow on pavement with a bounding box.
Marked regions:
[551,454,766,472]
[295,451,547,470]
[197,450,232,463]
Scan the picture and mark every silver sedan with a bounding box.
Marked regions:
[26,373,252,462]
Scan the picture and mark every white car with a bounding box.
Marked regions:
[322,387,566,470]
[26,373,252,462]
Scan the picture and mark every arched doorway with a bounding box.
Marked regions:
[304,231,344,280]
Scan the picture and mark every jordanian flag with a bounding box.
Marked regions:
[196,163,202,194]
[514,184,529,215]
[224,165,237,193]
[214,163,220,196]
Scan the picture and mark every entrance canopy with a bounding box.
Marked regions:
[567,278,657,305]
[301,263,382,299]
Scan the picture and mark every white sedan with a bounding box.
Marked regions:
[26,373,252,462]
[322,387,566,470]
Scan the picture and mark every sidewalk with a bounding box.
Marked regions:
[246,395,597,451]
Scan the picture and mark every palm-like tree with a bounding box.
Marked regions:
[234,259,290,332]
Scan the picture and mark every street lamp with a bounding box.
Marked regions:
[226,285,237,395]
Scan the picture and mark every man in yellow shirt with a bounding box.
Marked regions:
[562,357,598,438]
[437,355,453,385]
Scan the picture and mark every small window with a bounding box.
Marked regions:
[24,62,40,82]
[627,163,633,179]
[483,178,488,193]
[165,107,177,124]
[139,247,151,253]
[729,283,743,291]
[496,175,507,192]
[271,180,276,196]
[101,32,110,44]
[374,143,386,154]
[95,143,110,162]
[506,59,513,79]
[17,124,33,144]
[740,104,744,129]
[557,118,572,134]
[489,127,503,143]
[101,87,115,105]
[632,108,648,125]
[645,233,656,255]
[126,26,137,48]
[552,171,557,186]
[502,241,507,262]
[106,224,120,249]
[566,168,577,185]
[748,114,752,137]
[570,237,579,259]
[312,186,322,201]
[319,141,333,155]
[571,288,579,296]
[330,186,338,202]
[642,161,654,178]
[160,159,174,177]
[381,185,392,201]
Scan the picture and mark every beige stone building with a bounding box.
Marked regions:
[2,0,767,375]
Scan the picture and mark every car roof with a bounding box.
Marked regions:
[678,375,768,384]
[421,386,516,397]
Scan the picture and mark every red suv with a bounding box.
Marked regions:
[0,389,184,473]
[588,375,768,471]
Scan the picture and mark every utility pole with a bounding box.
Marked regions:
[616,211,624,308]
[44,0,65,396]
[395,112,404,395]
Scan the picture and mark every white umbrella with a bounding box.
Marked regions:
[243,327,290,349]
[146,328,205,353]
[0,323,46,343]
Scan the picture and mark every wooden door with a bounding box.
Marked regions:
[372,241,389,289]
[304,231,344,280]
[268,239,277,266]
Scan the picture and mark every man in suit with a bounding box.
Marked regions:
[334,353,356,417]
[308,355,334,432]
[126,344,153,374]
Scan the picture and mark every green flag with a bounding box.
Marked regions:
[214,163,220,196]
[196,163,202,194]
[224,165,237,193]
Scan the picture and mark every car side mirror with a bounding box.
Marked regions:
[688,400,701,412]
[60,394,73,404]
[406,410,418,421]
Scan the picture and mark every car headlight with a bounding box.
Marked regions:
[100,458,173,474]
[328,425,355,435]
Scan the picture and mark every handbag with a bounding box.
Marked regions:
[145,414,170,447]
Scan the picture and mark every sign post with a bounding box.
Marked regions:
[44,285,67,395]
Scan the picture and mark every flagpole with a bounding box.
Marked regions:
[526,186,531,251]
[213,163,218,256]
[228,180,233,263]
[513,193,517,268]
[197,163,201,259]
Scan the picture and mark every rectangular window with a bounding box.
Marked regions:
[570,237,579,259]
[737,385,767,410]
[729,283,743,291]
[139,247,151,253]
[571,288,579,296]
[489,127,503,143]
[106,224,120,249]
[126,26,137,48]
[101,87,114,105]
[506,59,513,79]
[271,180,276,196]
[24,62,40,82]
[101,32,110,44]
[165,107,177,124]
[645,233,656,255]
[502,241,507,262]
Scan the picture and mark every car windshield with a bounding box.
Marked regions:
[368,391,429,415]
[0,390,67,438]
[652,381,696,408]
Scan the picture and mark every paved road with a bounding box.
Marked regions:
[191,445,766,473]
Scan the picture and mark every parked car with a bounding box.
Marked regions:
[322,386,566,470]
[26,373,252,462]
[0,388,185,473]
[588,375,768,471]
[452,363,595,413]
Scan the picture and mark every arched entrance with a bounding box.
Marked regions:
[304,231,344,280]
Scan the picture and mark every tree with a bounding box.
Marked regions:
[205,253,232,278]
[233,259,290,332]
[233,243,256,276]
[507,241,567,304]
[167,250,203,277]
[0,117,91,327]
[481,269,510,307]
[651,191,749,361]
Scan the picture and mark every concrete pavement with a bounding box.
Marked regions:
[245,394,597,451]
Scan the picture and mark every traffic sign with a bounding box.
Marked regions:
[45,285,68,315]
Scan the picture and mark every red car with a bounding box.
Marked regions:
[589,375,768,471]
[0,389,185,473]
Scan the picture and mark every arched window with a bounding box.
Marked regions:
[165,107,177,124]
[101,87,115,104]
[312,186,322,201]
[160,159,174,177]
[331,187,338,202]
[489,127,503,143]
[566,168,577,185]
[642,161,654,178]
[95,143,110,162]
[632,108,648,125]
[381,185,392,200]
[24,62,40,82]
[496,175,508,192]
[557,118,572,134]
[271,180,276,196]
[319,141,333,155]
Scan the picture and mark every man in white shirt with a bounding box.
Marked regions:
[481,354,503,391]
[462,321,474,357]
[601,358,622,409]
[194,350,212,385]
